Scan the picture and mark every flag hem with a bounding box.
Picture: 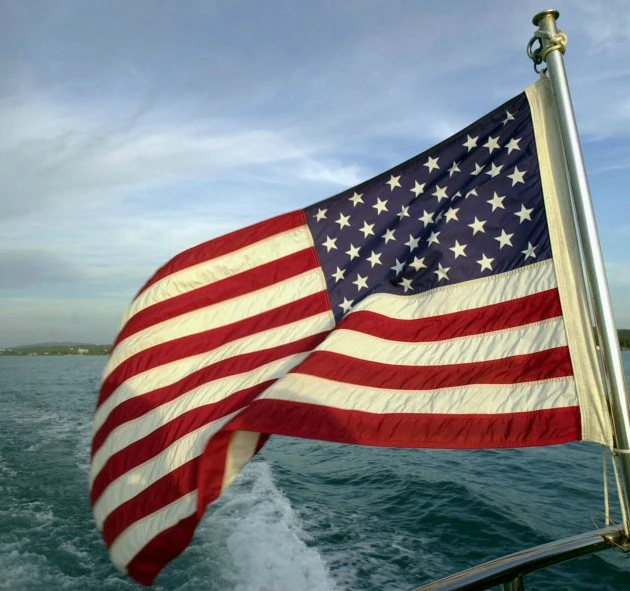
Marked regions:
[525,77,613,447]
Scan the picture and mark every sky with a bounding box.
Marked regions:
[1,0,629,347]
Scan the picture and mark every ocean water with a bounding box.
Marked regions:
[1,354,630,591]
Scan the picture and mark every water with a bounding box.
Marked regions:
[1,354,630,590]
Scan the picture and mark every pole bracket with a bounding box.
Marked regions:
[527,29,568,73]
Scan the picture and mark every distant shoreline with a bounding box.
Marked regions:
[0,344,111,356]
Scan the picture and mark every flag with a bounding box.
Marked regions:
[90,78,612,585]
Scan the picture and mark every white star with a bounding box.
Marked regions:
[366,251,382,268]
[449,240,467,258]
[522,242,537,259]
[465,188,478,199]
[468,217,487,235]
[483,136,500,153]
[410,180,426,197]
[391,258,405,275]
[485,162,503,178]
[502,111,515,125]
[314,208,327,221]
[419,210,435,227]
[345,244,361,260]
[382,228,396,243]
[427,231,441,246]
[397,205,410,220]
[373,197,388,214]
[507,166,526,186]
[399,277,414,293]
[487,192,505,211]
[477,254,494,271]
[349,192,364,207]
[448,161,461,177]
[463,135,478,151]
[353,274,368,291]
[515,204,533,223]
[359,221,375,237]
[471,163,484,176]
[386,174,402,191]
[331,267,345,282]
[495,229,514,249]
[409,256,427,271]
[339,297,354,313]
[432,185,449,202]
[434,263,450,282]
[405,234,420,251]
[444,207,460,223]
[424,156,440,173]
[505,137,521,154]
[322,236,337,252]
[335,213,351,229]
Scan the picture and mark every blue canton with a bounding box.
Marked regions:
[305,93,550,322]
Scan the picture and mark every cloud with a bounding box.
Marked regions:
[1,0,629,345]
[572,0,630,52]
[606,261,630,288]
[0,250,84,288]
[0,297,125,347]
[0,96,315,220]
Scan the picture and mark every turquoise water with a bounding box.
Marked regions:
[1,353,630,590]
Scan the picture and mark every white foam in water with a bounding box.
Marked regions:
[198,461,338,591]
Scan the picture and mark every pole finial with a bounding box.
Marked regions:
[532,9,559,26]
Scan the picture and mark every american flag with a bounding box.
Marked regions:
[90,79,609,585]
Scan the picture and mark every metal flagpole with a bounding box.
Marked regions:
[530,9,630,526]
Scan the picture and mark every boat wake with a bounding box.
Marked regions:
[197,460,338,591]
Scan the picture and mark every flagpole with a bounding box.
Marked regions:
[530,9,630,525]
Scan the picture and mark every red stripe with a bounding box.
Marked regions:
[296,347,572,390]
[136,210,306,296]
[118,431,235,585]
[126,512,199,586]
[231,400,581,449]
[103,458,199,547]
[98,290,331,408]
[341,289,562,341]
[102,427,233,549]
[103,428,235,552]
[116,248,319,346]
[92,333,328,457]
[107,430,236,586]
[91,381,272,506]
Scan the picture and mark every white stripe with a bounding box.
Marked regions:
[353,259,556,320]
[104,266,326,377]
[121,225,312,326]
[109,491,198,571]
[93,410,236,529]
[319,317,567,366]
[262,373,578,415]
[91,352,310,486]
[93,311,333,436]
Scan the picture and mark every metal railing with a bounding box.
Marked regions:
[412,526,628,591]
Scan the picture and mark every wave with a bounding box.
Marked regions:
[192,460,338,591]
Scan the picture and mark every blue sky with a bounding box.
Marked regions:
[1,0,629,347]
